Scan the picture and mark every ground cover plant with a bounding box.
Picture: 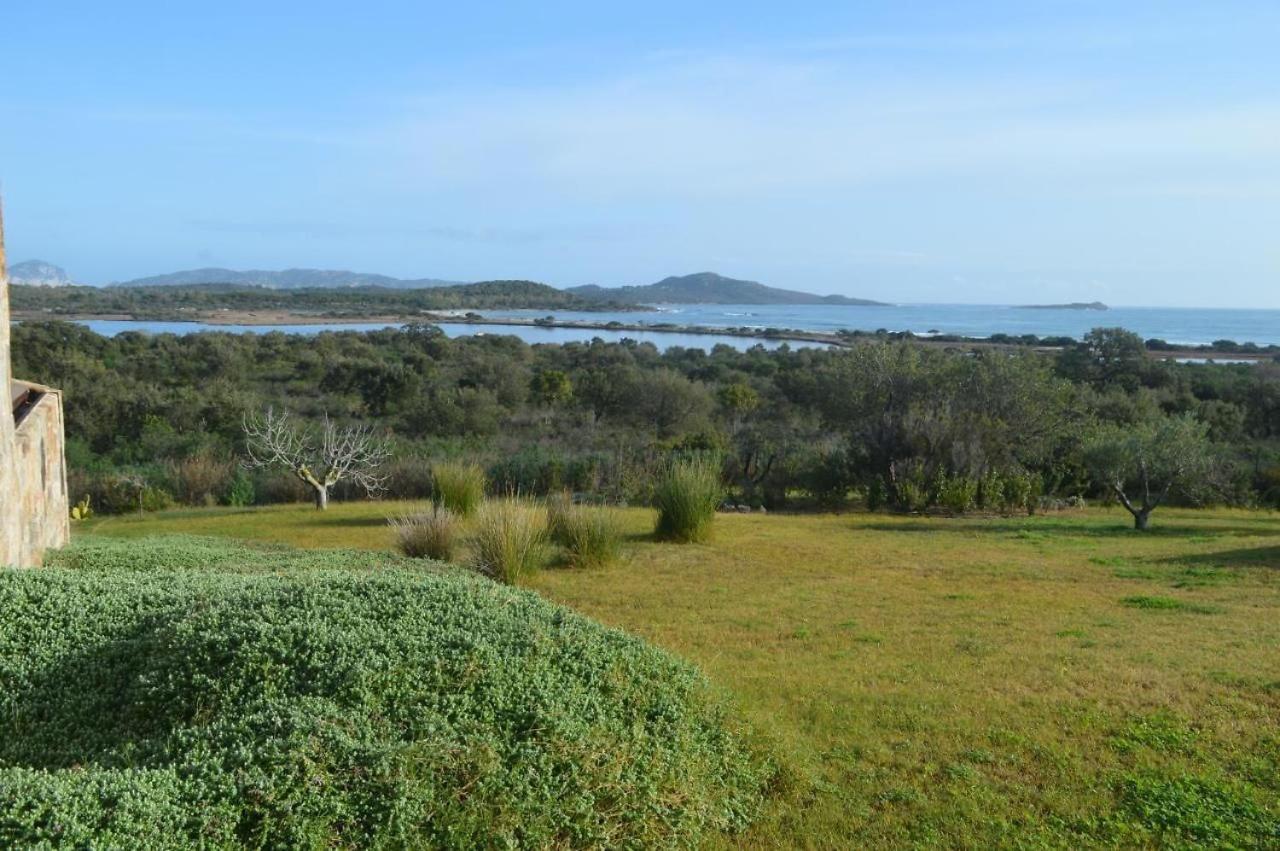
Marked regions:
[80,504,1280,848]
[0,537,768,849]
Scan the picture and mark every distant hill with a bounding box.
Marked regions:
[1018,301,1109,311]
[567,272,886,305]
[9,259,73,287]
[115,267,465,290]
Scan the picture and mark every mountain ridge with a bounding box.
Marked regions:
[92,266,885,305]
[114,267,465,290]
[568,272,886,305]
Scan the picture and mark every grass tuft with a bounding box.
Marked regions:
[548,496,624,568]
[431,461,486,517]
[470,497,549,583]
[653,457,725,543]
[388,506,459,561]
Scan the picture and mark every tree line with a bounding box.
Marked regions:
[11,322,1280,525]
[10,281,639,319]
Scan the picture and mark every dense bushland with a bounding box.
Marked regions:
[13,321,1280,518]
[10,280,639,317]
[0,537,769,848]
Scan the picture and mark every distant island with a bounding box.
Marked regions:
[1018,301,1109,311]
[568,272,888,306]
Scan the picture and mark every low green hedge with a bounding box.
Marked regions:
[1,537,768,849]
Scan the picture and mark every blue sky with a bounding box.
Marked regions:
[2,1,1278,306]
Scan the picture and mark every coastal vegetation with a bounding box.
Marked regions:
[11,322,1280,523]
[9,280,641,319]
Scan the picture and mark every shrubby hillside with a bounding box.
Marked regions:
[0,537,768,848]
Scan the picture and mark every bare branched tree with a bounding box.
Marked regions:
[243,409,391,510]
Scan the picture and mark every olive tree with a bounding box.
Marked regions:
[243,409,391,510]
[1083,413,1212,530]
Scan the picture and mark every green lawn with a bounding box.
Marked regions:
[81,504,1280,848]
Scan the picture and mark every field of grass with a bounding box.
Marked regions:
[81,504,1280,847]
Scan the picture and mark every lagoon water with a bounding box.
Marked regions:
[483,303,1280,347]
[67,302,1280,350]
[71,319,823,351]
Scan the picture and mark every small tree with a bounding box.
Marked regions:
[243,409,390,510]
[530,369,573,408]
[1083,414,1212,530]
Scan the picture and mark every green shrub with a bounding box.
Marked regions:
[379,457,435,500]
[977,470,1005,511]
[224,469,257,507]
[165,453,234,506]
[654,457,725,543]
[936,473,978,514]
[432,461,486,517]
[799,448,851,508]
[550,499,623,568]
[470,497,548,583]
[1,537,769,848]
[388,506,459,561]
[141,486,175,513]
[893,459,932,513]
[488,446,567,495]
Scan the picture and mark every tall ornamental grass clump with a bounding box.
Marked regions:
[654,457,725,543]
[470,497,548,583]
[3,536,770,848]
[431,461,486,517]
[548,494,623,568]
[388,506,459,561]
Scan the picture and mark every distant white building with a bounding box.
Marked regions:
[0,200,69,567]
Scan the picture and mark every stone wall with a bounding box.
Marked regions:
[10,384,70,564]
[2,199,69,567]
[0,199,21,567]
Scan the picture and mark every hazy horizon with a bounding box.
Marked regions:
[3,2,1278,308]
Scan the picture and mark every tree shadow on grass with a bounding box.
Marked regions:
[859,520,1275,539]
[312,515,392,529]
[1160,546,1280,569]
